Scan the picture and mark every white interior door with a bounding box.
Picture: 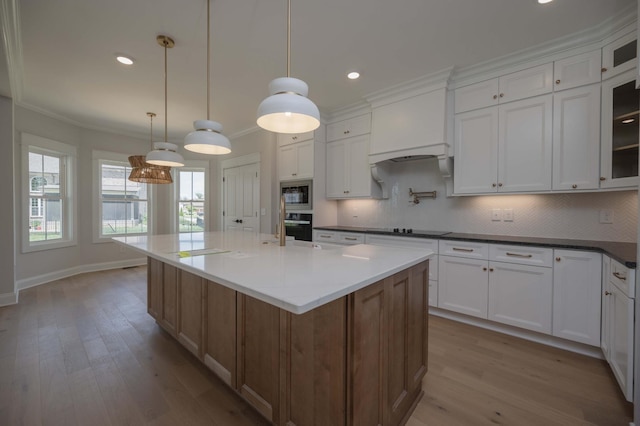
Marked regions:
[223,163,259,233]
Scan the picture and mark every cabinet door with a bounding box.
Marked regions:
[204,280,236,387]
[553,50,601,91]
[147,257,163,320]
[498,94,552,192]
[453,108,499,194]
[488,262,552,334]
[161,263,178,337]
[600,69,640,188]
[552,84,601,191]
[610,282,634,402]
[552,250,602,346]
[278,144,298,181]
[277,131,314,146]
[438,256,488,319]
[454,78,499,113]
[295,140,314,179]
[177,271,204,358]
[236,294,281,423]
[327,114,370,142]
[346,134,373,197]
[601,256,612,360]
[498,63,553,103]
[326,140,347,198]
[602,31,637,80]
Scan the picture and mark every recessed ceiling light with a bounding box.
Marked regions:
[538,0,553,3]
[116,55,134,65]
[622,118,635,124]
[347,71,360,80]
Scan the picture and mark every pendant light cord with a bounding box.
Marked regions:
[287,0,290,77]
[164,39,168,142]
[207,0,211,120]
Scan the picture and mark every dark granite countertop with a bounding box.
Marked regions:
[313,226,637,268]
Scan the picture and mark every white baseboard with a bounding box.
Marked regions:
[16,258,147,292]
[429,307,604,359]
[0,291,18,307]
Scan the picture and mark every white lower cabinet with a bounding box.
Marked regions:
[438,255,488,319]
[601,255,635,402]
[552,250,602,346]
[488,261,552,334]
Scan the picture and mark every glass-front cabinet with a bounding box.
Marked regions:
[601,69,640,188]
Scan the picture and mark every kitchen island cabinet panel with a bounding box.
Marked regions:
[284,297,347,426]
[236,294,281,423]
[161,263,178,336]
[177,271,204,358]
[147,257,163,320]
[204,280,237,387]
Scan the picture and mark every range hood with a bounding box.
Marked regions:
[365,71,453,197]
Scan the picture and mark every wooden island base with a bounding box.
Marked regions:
[148,258,429,426]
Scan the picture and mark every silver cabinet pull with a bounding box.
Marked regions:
[319,235,332,238]
[613,272,627,281]
[452,247,474,252]
[506,252,533,258]
[344,237,358,241]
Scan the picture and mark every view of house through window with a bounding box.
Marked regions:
[100,161,148,237]
[178,169,205,233]
[28,151,63,242]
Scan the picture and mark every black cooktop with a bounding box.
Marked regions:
[379,228,450,236]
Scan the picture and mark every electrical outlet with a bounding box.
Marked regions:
[491,208,502,221]
[261,208,266,216]
[503,208,514,222]
[599,209,613,224]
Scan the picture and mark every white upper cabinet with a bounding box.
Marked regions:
[602,31,637,80]
[454,63,553,114]
[326,114,371,142]
[277,131,314,146]
[553,50,602,91]
[278,139,314,181]
[600,69,640,188]
[326,134,378,199]
[498,94,553,192]
[552,84,601,191]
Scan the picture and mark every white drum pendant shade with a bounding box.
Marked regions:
[146,142,185,167]
[184,120,231,154]
[257,77,320,134]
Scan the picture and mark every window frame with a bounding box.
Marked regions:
[21,133,77,253]
[173,161,209,234]
[93,150,154,243]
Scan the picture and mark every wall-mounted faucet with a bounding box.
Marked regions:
[409,188,437,204]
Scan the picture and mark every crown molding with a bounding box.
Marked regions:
[450,3,637,88]
[364,67,453,107]
[326,100,371,122]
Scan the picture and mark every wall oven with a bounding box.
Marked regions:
[284,213,312,242]
[280,180,312,211]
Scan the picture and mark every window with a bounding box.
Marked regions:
[98,159,149,238]
[177,167,207,233]
[22,133,76,252]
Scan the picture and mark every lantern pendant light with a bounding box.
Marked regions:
[184,0,232,155]
[128,112,173,184]
[146,35,185,167]
[256,0,320,134]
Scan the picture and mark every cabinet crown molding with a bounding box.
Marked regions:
[365,67,453,107]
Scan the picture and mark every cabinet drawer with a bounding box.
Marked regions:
[338,233,364,245]
[313,230,337,243]
[610,259,635,298]
[364,234,438,253]
[439,240,489,259]
[489,244,553,267]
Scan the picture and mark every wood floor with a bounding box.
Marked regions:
[0,266,633,426]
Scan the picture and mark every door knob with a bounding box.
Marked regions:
[234,219,243,223]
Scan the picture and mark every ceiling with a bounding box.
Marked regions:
[2,0,635,142]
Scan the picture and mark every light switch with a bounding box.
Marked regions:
[261,208,266,216]
[599,209,613,224]
[491,208,502,221]
[503,209,513,222]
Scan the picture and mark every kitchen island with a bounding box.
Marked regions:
[113,231,433,426]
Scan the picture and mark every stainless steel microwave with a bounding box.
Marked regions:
[280,180,312,211]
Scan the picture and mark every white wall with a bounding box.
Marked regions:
[337,158,637,242]
[0,96,15,301]
[212,129,277,233]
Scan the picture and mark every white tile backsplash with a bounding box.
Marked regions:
[337,158,637,242]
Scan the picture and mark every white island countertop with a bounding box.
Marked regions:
[113,231,433,314]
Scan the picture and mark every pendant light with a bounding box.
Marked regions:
[146,35,185,167]
[256,0,320,134]
[128,112,173,184]
[184,0,231,155]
